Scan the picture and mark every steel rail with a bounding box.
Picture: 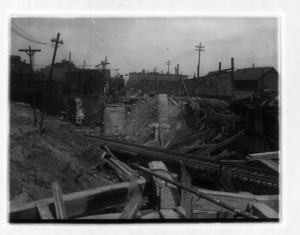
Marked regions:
[86,135,278,187]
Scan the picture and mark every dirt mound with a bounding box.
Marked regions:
[10,103,113,204]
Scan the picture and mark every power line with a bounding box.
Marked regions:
[11,23,52,46]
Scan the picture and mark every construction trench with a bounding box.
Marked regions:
[9,88,279,222]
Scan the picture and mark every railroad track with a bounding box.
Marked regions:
[86,135,279,188]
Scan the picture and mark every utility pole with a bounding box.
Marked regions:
[69,51,71,78]
[39,33,63,132]
[19,46,41,127]
[231,57,235,98]
[165,60,171,74]
[102,56,110,70]
[195,42,205,78]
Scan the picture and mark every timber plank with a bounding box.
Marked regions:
[36,201,54,220]
[248,151,279,160]
[248,201,279,219]
[180,162,192,218]
[258,159,279,173]
[159,209,180,219]
[148,161,179,209]
[103,159,129,181]
[119,171,144,219]
[194,131,244,157]
[51,182,67,219]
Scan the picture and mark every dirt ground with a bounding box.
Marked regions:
[9,102,113,205]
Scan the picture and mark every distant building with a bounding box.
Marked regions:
[38,59,79,81]
[234,67,278,91]
[127,70,188,87]
[10,55,46,106]
[10,55,31,73]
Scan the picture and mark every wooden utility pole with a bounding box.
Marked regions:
[195,43,205,78]
[68,51,72,79]
[231,57,235,98]
[165,60,171,74]
[39,33,63,132]
[19,46,41,127]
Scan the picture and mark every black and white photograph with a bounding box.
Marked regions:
[7,16,281,222]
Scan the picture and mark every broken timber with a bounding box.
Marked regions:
[148,161,179,210]
[193,131,244,157]
[10,178,149,220]
[51,182,67,219]
[85,134,279,189]
[132,163,257,219]
[167,130,212,150]
[36,201,54,220]
[180,162,192,218]
[119,171,143,219]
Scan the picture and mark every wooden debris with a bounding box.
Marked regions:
[36,201,54,220]
[132,163,257,219]
[119,171,143,219]
[148,161,179,209]
[180,162,192,218]
[247,151,279,160]
[159,209,181,219]
[167,130,212,150]
[247,201,279,219]
[104,146,117,160]
[258,159,279,173]
[51,182,67,219]
[141,211,160,219]
[175,206,187,219]
[103,159,128,181]
[193,131,244,157]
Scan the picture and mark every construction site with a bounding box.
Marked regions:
[9,18,280,222]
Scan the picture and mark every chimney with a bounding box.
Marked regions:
[253,63,255,68]
[161,70,163,74]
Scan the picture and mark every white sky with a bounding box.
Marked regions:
[10,17,278,77]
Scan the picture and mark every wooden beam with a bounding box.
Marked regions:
[51,182,67,219]
[103,159,129,181]
[36,201,54,220]
[258,159,279,173]
[11,178,149,220]
[133,163,257,219]
[141,211,160,219]
[180,162,192,218]
[119,194,143,219]
[119,171,144,219]
[167,130,212,150]
[248,151,279,160]
[77,212,142,220]
[159,209,181,219]
[247,201,279,219]
[148,161,179,209]
[194,131,244,157]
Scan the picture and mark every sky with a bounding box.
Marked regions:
[10,17,278,78]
